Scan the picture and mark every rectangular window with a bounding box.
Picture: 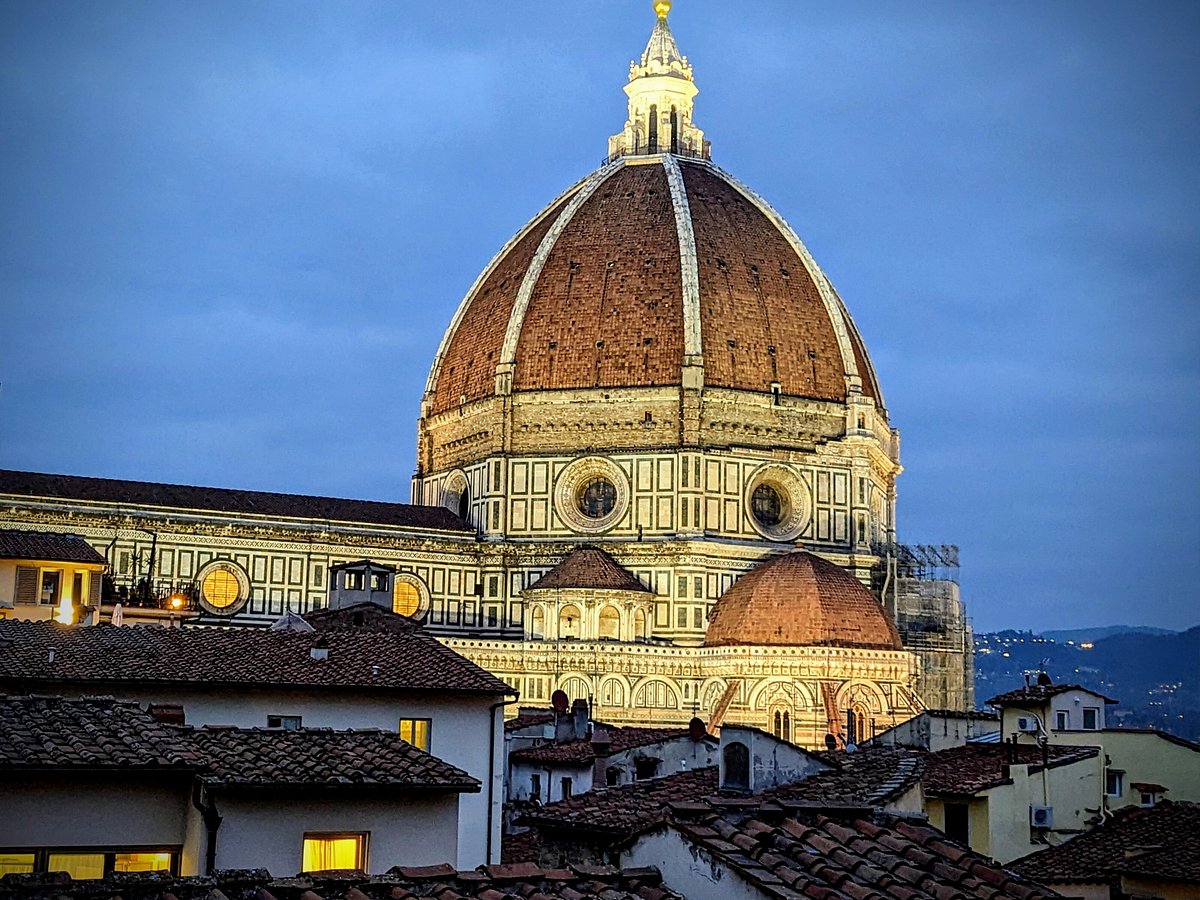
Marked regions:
[267,715,302,730]
[491,502,500,529]
[301,833,367,873]
[1082,707,1099,730]
[677,606,688,628]
[561,777,572,800]
[488,576,499,597]
[112,852,172,873]
[39,570,61,605]
[943,803,969,845]
[681,459,689,488]
[1055,710,1069,730]
[313,564,324,588]
[530,773,541,802]
[1106,770,1124,796]
[370,572,389,592]
[694,576,703,598]
[487,606,498,628]
[343,571,364,590]
[47,854,107,880]
[0,850,175,878]
[0,854,35,876]
[399,718,432,752]
[693,607,703,629]
[677,576,688,598]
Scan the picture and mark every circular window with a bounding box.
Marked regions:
[751,484,784,527]
[554,457,630,533]
[745,464,811,542]
[578,478,617,518]
[391,574,429,620]
[195,560,250,617]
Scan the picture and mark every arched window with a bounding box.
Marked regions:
[723,741,750,792]
[598,605,620,640]
[669,106,678,154]
[601,678,625,708]
[529,606,545,639]
[648,104,658,153]
[457,489,470,520]
[633,609,647,640]
[559,604,582,639]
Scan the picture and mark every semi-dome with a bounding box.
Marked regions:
[704,552,903,650]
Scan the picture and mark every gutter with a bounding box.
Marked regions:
[487,694,521,864]
[190,781,222,875]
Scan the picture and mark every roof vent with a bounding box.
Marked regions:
[310,637,330,661]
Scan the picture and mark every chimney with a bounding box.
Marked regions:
[571,698,589,741]
[591,725,612,787]
[310,636,330,661]
[148,703,186,725]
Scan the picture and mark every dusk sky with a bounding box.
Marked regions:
[1,1,1197,634]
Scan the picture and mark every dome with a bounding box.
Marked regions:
[704,552,903,650]
[425,155,883,417]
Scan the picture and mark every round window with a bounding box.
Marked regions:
[751,484,785,527]
[194,560,250,617]
[578,478,617,518]
[393,580,420,617]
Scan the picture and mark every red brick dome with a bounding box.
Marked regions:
[704,551,903,650]
[425,156,883,416]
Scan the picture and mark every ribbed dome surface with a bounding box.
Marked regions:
[704,551,903,650]
[428,157,882,416]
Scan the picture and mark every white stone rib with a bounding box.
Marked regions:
[423,173,594,399]
[662,154,704,361]
[691,159,863,393]
[498,158,626,367]
[828,281,888,411]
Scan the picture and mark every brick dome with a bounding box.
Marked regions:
[704,551,903,650]
[425,156,883,416]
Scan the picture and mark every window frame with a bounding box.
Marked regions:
[1082,706,1100,730]
[267,714,302,730]
[1105,769,1124,797]
[398,717,432,752]
[0,847,179,878]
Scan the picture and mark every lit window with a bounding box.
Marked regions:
[40,570,62,605]
[47,853,105,880]
[202,568,240,609]
[0,854,35,876]
[267,715,302,730]
[1106,770,1124,797]
[393,580,420,617]
[1083,707,1099,730]
[301,833,367,872]
[343,571,364,591]
[399,718,431,752]
[370,572,389,592]
[113,852,171,873]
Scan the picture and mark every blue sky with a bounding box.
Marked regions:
[1,1,1197,633]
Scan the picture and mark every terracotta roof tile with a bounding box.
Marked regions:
[524,547,653,594]
[0,529,107,565]
[1010,799,1200,885]
[509,726,698,766]
[0,619,513,696]
[770,748,926,806]
[0,469,471,533]
[923,743,1098,797]
[985,683,1118,707]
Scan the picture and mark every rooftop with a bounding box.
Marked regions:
[771,747,926,807]
[0,529,106,565]
[923,743,1099,798]
[985,682,1119,707]
[0,619,514,696]
[524,546,654,594]
[1010,799,1200,886]
[509,726,701,767]
[0,469,473,533]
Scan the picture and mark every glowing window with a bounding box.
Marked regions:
[393,580,420,617]
[202,568,240,609]
[113,852,171,873]
[0,854,35,876]
[751,484,784,527]
[47,853,105,880]
[577,478,616,518]
[399,718,431,752]
[301,833,367,873]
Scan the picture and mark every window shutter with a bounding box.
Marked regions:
[89,571,104,604]
[15,567,38,603]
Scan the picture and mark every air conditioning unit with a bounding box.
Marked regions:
[1030,805,1054,829]
[1016,716,1039,733]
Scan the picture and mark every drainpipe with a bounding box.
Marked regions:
[487,695,520,864]
[190,782,222,874]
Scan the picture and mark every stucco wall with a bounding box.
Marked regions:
[1052,729,1200,810]
[984,757,1103,864]
[623,828,761,900]
[213,792,460,875]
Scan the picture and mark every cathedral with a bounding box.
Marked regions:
[0,3,971,748]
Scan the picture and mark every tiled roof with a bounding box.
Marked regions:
[923,743,1099,798]
[303,602,422,634]
[668,803,1058,899]
[509,727,696,766]
[525,546,654,594]
[0,864,684,899]
[985,683,1119,706]
[772,747,926,807]
[704,552,904,650]
[521,766,719,839]
[0,696,478,792]
[187,727,479,790]
[504,707,557,733]
[0,619,514,696]
[1011,800,1200,886]
[0,469,473,533]
[0,529,106,565]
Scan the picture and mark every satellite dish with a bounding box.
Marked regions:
[1036,671,1053,686]
[824,733,838,751]
[551,689,569,712]
[688,716,708,741]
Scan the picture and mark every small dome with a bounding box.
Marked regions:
[704,552,903,650]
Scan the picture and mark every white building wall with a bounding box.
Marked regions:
[624,828,762,900]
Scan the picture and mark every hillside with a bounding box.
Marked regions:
[974,625,1199,741]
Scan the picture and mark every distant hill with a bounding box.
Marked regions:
[1042,625,1176,644]
[975,625,1199,742]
